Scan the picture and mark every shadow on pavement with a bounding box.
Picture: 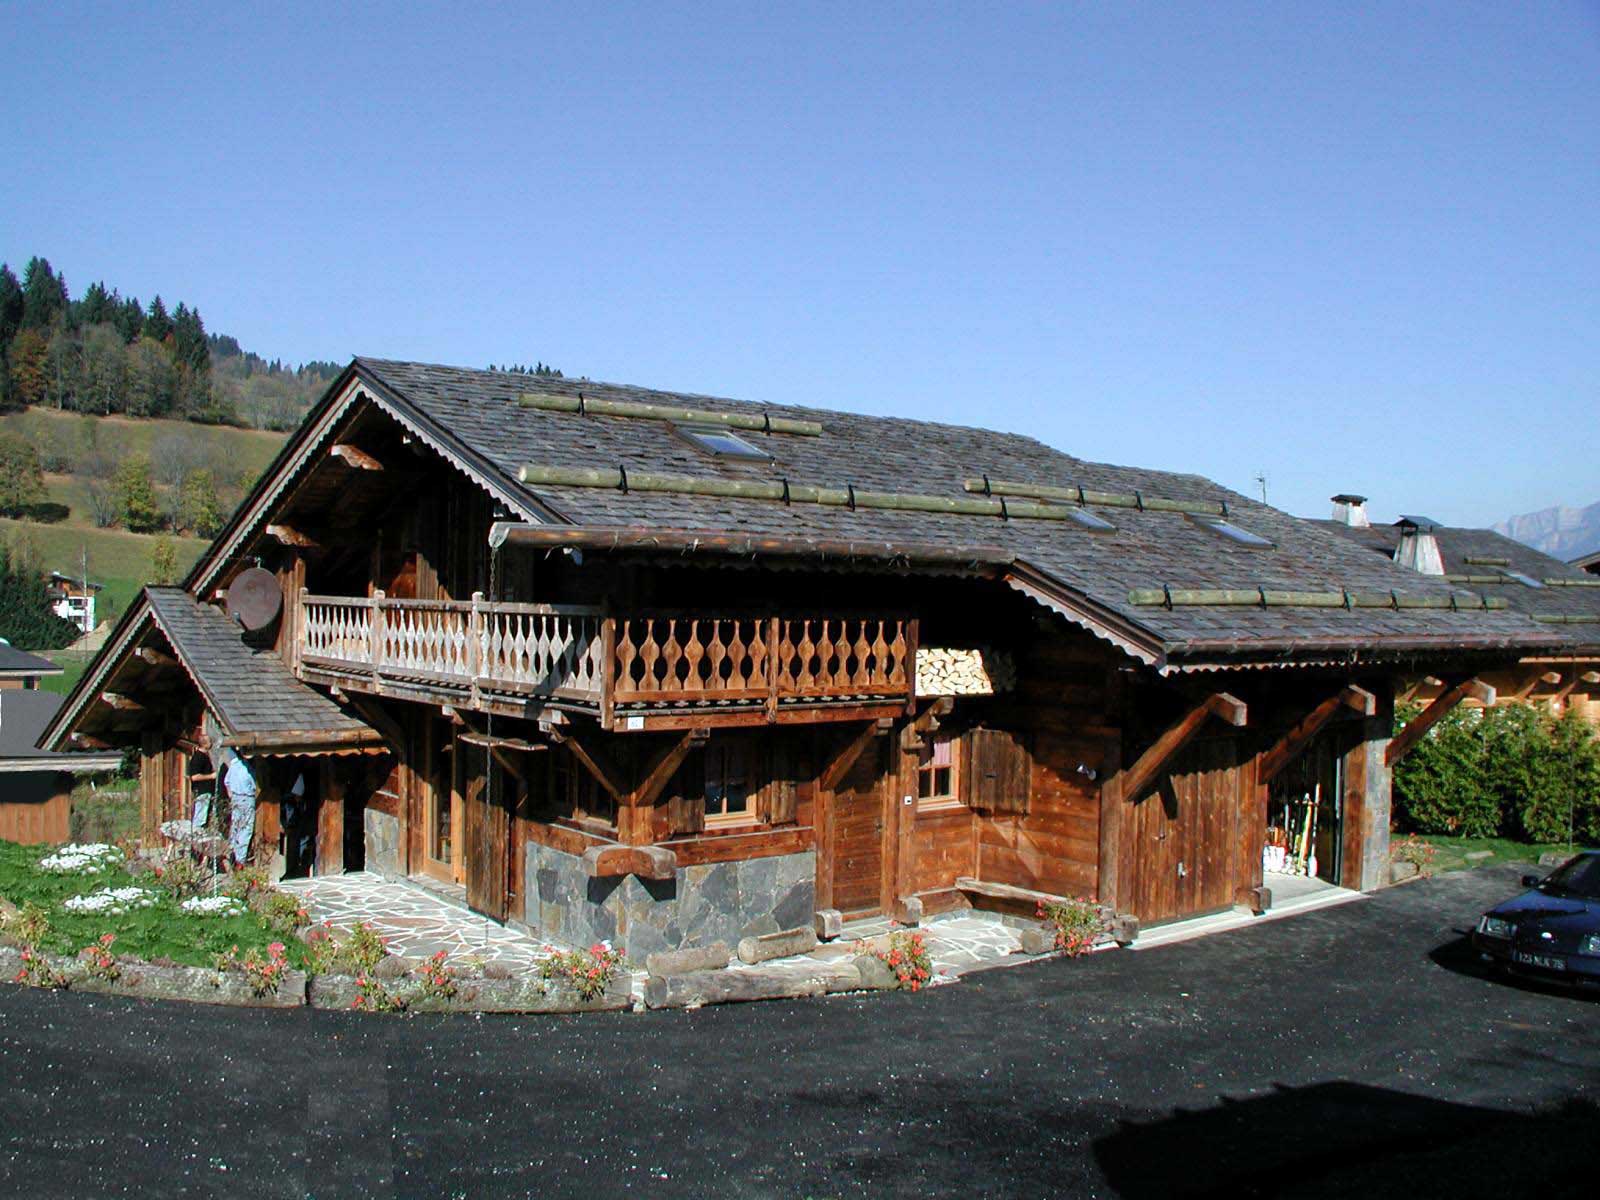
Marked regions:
[1429,931,1600,1004]
[1094,1080,1593,1199]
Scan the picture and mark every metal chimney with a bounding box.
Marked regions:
[1330,493,1370,527]
[1394,515,1445,576]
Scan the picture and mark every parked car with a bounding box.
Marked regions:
[1472,850,1600,987]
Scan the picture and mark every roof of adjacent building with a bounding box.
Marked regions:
[1314,520,1600,652]
[0,643,63,677]
[336,357,1557,666]
[143,588,377,744]
[0,689,120,771]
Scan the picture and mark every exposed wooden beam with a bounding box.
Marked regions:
[265,523,319,549]
[626,729,707,808]
[70,732,114,751]
[1259,685,1371,785]
[583,843,676,881]
[1386,679,1494,768]
[330,443,384,471]
[819,720,887,792]
[1121,692,1247,802]
[551,731,628,803]
[133,646,178,669]
[456,730,549,755]
[100,692,144,713]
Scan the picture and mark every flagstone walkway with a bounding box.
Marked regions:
[277,872,555,968]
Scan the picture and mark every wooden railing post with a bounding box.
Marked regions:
[469,591,485,710]
[370,589,385,691]
[600,616,616,729]
[766,615,780,722]
[904,616,919,713]
[294,586,309,676]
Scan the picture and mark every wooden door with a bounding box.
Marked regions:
[829,738,887,916]
[1125,738,1240,924]
[461,743,510,921]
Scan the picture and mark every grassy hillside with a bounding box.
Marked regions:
[1,410,287,688]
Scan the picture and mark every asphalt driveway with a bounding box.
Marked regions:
[1,866,1594,1199]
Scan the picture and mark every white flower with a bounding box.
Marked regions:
[63,886,158,915]
[39,843,125,874]
[180,896,247,917]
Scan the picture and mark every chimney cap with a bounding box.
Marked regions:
[1397,514,1442,531]
[1330,493,1368,505]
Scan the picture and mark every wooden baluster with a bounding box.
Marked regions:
[681,619,704,693]
[870,620,891,688]
[639,618,661,696]
[852,621,873,689]
[616,619,639,699]
[706,619,727,695]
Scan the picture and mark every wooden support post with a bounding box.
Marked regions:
[317,764,345,876]
[765,616,780,723]
[1095,734,1123,910]
[1343,685,1394,891]
[600,617,616,730]
[1121,691,1247,802]
[369,589,385,691]
[1385,679,1493,768]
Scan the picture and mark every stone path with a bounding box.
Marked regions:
[278,872,556,968]
[738,910,1038,987]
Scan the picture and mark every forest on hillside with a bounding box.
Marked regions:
[0,256,342,432]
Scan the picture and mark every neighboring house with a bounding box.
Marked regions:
[1316,496,1600,724]
[0,643,63,691]
[45,572,102,636]
[1573,549,1600,578]
[41,360,1558,954]
[0,689,122,844]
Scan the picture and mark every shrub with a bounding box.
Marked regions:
[539,942,627,1001]
[865,930,933,990]
[338,922,388,974]
[1392,705,1500,836]
[1037,897,1106,956]
[77,932,120,981]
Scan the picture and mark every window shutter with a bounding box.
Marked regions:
[664,752,705,836]
[963,728,1031,814]
[758,743,798,826]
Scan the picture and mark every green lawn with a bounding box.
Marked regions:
[0,408,286,480]
[0,839,303,968]
[1412,834,1593,873]
[1,517,208,622]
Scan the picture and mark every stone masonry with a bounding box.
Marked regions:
[364,809,402,878]
[526,843,816,961]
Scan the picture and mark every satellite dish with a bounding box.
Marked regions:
[226,567,283,633]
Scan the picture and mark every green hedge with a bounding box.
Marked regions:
[1393,702,1600,843]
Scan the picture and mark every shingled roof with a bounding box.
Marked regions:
[342,358,1555,668]
[0,643,62,679]
[142,589,378,748]
[1314,521,1600,653]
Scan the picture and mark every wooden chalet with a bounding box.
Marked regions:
[1316,498,1600,726]
[40,360,1562,953]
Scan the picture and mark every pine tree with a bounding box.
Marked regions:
[0,543,78,650]
[142,296,173,345]
[78,281,114,326]
[113,454,163,532]
[0,265,22,347]
[172,303,210,373]
[20,257,68,331]
[114,296,143,342]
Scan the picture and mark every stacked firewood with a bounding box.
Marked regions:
[916,647,1017,696]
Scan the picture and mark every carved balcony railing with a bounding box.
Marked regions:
[296,592,915,728]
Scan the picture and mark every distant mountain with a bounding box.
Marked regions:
[1493,500,1600,562]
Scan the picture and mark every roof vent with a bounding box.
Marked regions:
[1330,493,1370,527]
[1394,515,1445,576]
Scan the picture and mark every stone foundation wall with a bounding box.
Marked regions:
[525,843,816,961]
[364,809,402,879]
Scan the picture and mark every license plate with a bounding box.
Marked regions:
[1513,950,1566,971]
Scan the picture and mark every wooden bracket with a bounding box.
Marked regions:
[820,721,884,792]
[556,731,629,803]
[1386,678,1494,768]
[100,692,144,713]
[626,729,706,808]
[330,443,384,471]
[265,523,320,549]
[70,732,114,751]
[133,646,178,669]
[1121,691,1247,802]
[1259,685,1371,785]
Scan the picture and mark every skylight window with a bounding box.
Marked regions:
[1189,514,1275,548]
[1497,569,1544,589]
[1065,507,1116,532]
[674,424,773,462]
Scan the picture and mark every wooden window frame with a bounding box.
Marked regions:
[916,731,964,812]
[702,740,759,830]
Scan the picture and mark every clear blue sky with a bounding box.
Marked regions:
[5,3,1596,527]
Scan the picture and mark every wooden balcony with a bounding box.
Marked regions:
[297,593,915,730]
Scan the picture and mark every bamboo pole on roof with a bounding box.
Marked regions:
[1543,578,1600,588]
[1532,613,1600,623]
[518,392,824,437]
[1127,587,1508,611]
[515,464,1122,526]
[962,476,1227,517]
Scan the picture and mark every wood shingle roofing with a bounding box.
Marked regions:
[353,358,1560,666]
[1313,521,1600,653]
[143,589,377,747]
